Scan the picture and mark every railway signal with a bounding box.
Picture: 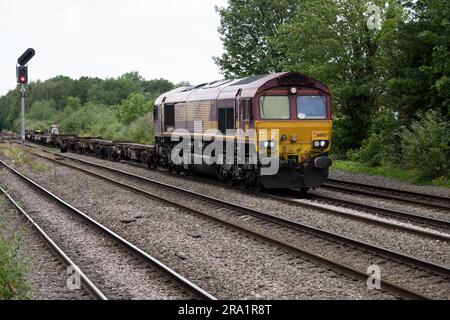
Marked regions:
[17,48,35,66]
[16,48,35,149]
[17,66,28,84]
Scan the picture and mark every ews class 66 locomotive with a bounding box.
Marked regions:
[152,72,333,192]
[26,72,333,193]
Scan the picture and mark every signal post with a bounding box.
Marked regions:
[16,48,35,149]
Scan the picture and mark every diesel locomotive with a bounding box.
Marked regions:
[152,71,333,191]
[25,72,333,192]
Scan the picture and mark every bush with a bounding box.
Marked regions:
[401,110,450,179]
[122,113,154,144]
[60,102,119,137]
[349,108,401,167]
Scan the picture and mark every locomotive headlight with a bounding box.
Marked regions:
[262,140,276,149]
[313,140,329,148]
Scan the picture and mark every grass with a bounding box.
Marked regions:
[333,160,450,189]
[0,197,31,299]
[0,144,50,173]
[29,160,50,173]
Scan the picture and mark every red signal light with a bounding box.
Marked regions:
[17,66,28,84]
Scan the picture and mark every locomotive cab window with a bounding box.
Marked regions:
[259,96,290,120]
[297,96,327,120]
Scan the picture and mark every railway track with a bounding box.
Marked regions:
[324,178,450,211]
[266,190,450,241]
[0,186,107,300]
[23,142,450,240]
[21,145,450,299]
[0,158,216,300]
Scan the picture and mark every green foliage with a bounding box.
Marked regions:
[401,110,449,179]
[123,113,155,145]
[270,0,406,151]
[60,102,117,137]
[214,0,298,78]
[0,73,173,143]
[87,77,140,106]
[142,79,175,94]
[333,160,450,188]
[348,109,402,167]
[0,204,31,299]
[27,100,58,122]
[66,97,81,111]
[117,93,153,125]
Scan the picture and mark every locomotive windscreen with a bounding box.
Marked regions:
[297,96,327,120]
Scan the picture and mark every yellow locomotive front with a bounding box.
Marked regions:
[253,85,333,190]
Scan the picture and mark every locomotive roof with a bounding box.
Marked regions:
[154,71,329,105]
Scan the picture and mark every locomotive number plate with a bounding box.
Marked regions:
[312,131,329,140]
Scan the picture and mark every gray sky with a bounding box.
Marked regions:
[0,0,228,95]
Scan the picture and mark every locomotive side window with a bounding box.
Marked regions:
[219,108,235,134]
[259,96,290,120]
[240,100,252,121]
[242,100,252,121]
[164,104,175,131]
[297,96,327,120]
[153,105,159,121]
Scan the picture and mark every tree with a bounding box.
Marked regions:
[270,0,406,152]
[142,78,174,94]
[87,74,142,106]
[116,93,153,125]
[27,99,58,121]
[380,0,450,122]
[214,0,298,78]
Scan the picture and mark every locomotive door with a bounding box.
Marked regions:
[164,104,175,132]
[159,98,166,135]
[239,99,252,131]
[218,107,235,134]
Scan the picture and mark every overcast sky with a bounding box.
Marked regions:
[0,0,229,95]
